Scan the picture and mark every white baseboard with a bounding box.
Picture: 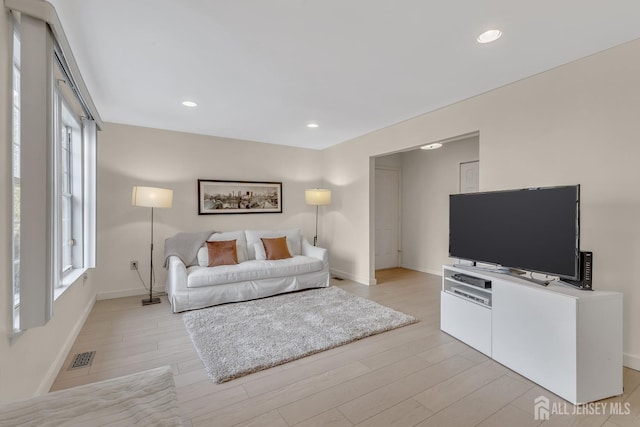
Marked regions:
[96,287,149,300]
[624,353,640,371]
[330,268,374,286]
[37,296,96,395]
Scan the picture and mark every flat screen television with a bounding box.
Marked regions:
[449,185,580,280]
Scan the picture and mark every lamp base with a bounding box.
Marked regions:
[141,297,161,306]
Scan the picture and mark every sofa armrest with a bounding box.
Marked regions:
[167,255,187,292]
[302,238,328,264]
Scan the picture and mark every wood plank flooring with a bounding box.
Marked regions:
[52,268,640,426]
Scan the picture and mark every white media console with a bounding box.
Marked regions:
[441,264,623,405]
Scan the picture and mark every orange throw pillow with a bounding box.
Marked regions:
[261,236,292,260]
[206,240,238,267]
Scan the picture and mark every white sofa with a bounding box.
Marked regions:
[166,229,330,312]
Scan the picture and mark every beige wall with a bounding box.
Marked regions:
[322,142,374,283]
[96,123,324,299]
[323,39,640,369]
[0,9,97,400]
[374,152,402,169]
[399,137,479,274]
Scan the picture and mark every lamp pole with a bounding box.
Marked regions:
[143,206,160,305]
[314,204,319,246]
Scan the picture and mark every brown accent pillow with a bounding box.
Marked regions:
[206,240,238,267]
[261,236,292,260]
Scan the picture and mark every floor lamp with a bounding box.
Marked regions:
[305,189,331,246]
[132,186,173,306]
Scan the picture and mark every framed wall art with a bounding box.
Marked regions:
[459,160,479,194]
[198,180,283,214]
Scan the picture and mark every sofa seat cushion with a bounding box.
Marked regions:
[186,256,324,288]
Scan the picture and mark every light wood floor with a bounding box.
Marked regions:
[52,268,640,426]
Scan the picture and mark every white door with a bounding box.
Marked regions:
[375,168,400,270]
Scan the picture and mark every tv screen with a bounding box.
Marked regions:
[449,185,580,279]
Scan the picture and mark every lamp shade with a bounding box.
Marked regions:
[305,189,331,206]
[132,186,173,208]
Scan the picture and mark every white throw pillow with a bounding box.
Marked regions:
[197,231,249,266]
[254,242,267,260]
[196,246,208,267]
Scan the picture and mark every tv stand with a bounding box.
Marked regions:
[441,265,622,404]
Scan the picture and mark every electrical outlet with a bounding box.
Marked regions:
[130,260,138,270]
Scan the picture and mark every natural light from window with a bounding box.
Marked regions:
[12,16,21,331]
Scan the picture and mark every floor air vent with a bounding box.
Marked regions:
[68,351,96,370]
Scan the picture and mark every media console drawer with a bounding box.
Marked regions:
[440,291,491,357]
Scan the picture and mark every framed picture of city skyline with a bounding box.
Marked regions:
[198,180,283,214]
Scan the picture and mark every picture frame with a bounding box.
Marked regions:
[198,180,283,214]
[459,160,479,193]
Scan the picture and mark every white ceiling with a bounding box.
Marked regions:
[48,0,640,150]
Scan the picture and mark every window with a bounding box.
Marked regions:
[10,8,99,332]
[55,85,85,283]
[11,16,21,331]
[61,125,73,273]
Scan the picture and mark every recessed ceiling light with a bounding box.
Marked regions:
[182,101,198,107]
[420,142,443,150]
[477,29,502,44]
[307,123,319,128]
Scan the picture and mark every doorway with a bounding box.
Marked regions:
[371,133,480,281]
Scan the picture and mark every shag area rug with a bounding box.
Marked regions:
[0,366,183,426]
[183,286,418,383]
